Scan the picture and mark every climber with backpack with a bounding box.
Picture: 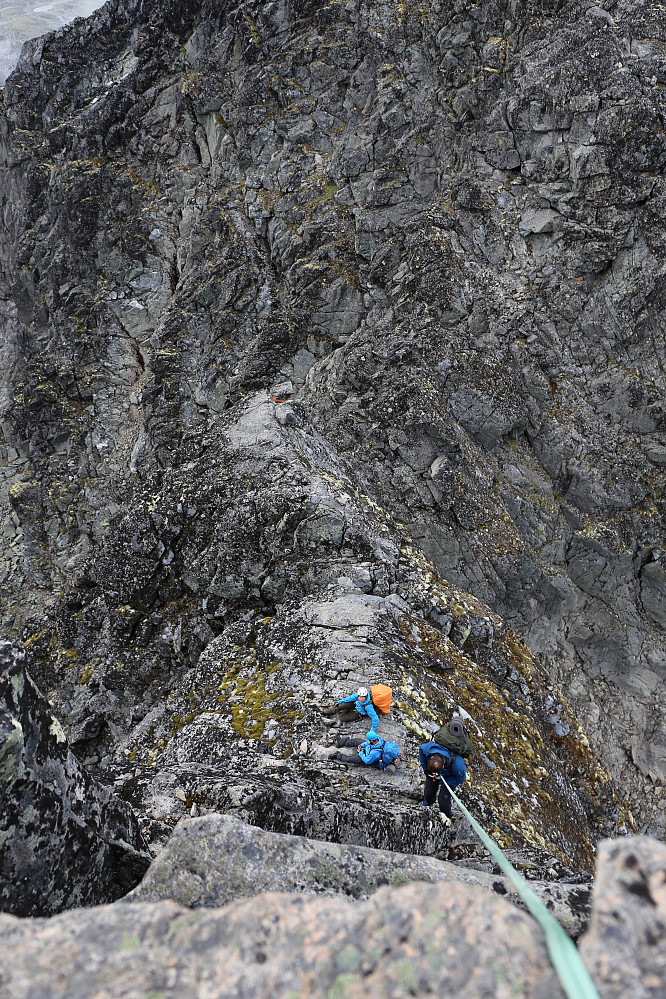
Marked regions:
[432,714,474,760]
[418,716,470,827]
[318,730,401,772]
[321,684,392,730]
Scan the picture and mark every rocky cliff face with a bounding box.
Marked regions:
[0,0,665,874]
[0,641,150,916]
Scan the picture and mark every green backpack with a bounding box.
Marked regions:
[433,718,474,759]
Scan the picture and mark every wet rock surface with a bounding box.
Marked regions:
[0,640,150,917]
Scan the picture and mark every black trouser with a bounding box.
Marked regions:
[336,736,360,748]
[322,705,361,723]
[334,736,366,766]
[334,751,368,765]
[424,774,452,817]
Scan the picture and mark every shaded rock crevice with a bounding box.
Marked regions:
[0,640,151,917]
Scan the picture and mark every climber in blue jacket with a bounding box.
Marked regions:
[418,740,466,824]
[332,730,397,771]
[322,686,380,730]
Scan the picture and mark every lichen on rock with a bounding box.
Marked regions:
[0,0,665,915]
[0,641,150,917]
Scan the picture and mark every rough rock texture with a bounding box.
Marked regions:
[127,812,593,938]
[3,383,627,871]
[0,0,665,877]
[0,835,663,999]
[95,398,622,872]
[0,883,571,999]
[579,835,666,999]
[0,640,150,917]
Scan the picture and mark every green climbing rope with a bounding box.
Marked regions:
[440,777,601,999]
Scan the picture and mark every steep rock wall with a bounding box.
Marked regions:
[0,0,664,847]
[0,641,150,916]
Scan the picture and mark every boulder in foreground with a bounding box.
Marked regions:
[0,881,565,999]
[2,832,664,998]
[579,835,666,999]
[127,812,592,937]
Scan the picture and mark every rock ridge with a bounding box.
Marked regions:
[1,836,665,999]
[0,0,665,920]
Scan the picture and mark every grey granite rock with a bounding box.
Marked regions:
[0,882,568,999]
[2,833,665,999]
[105,500,620,875]
[127,812,592,938]
[0,641,150,916]
[579,836,666,999]
[0,0,664,873]
[640,561,666,630]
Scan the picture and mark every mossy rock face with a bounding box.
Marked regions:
[111,411,625,871]
[2,0,664,871]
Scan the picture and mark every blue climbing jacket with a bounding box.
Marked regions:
[418,741,466,789]
[338,692,380,730]
[358,737,385,766]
